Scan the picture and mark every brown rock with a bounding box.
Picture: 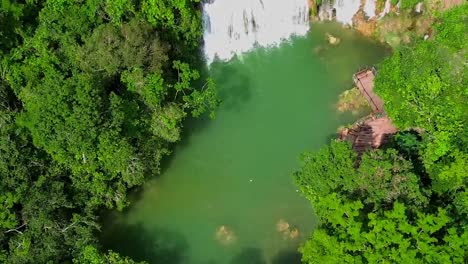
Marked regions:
[276,219,290,233]
[352,8,377,38]
[326,33,341,45]
[289,228,300,239]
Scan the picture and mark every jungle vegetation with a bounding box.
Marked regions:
[1,1,466,264]
[0,0,217,263]
[294,5,467,263]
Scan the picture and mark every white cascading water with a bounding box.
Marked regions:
[333,0,361,25]
[318,0,361,25]
[379,0,391,18]
[318,0,334,21]
[202,0,310,63]
[364,0,377,19]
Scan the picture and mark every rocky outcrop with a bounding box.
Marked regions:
[353,3,378,38]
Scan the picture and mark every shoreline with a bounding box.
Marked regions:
[308,0,464,48]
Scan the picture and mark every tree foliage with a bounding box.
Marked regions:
[1,0,217,262]
[296,5,467,263]
[73,246,146,264]
[375,5,467,192]
[294,141,467,263]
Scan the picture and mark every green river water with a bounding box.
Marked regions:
[102,23,388,264]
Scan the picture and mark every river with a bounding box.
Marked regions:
[101,23,388,264]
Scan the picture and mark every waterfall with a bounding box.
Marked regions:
[318,0,361,25]
[318,0,334,21]
[379,0,391,18]
[202,0,310,63]
[333,0,361,25]
[364,0,377,19]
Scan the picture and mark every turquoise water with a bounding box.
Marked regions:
[102,23,388,264]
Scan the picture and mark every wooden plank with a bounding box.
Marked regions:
[353,69,384,113]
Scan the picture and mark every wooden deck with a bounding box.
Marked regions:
[353,68,384,113]
[339,116,398,155]
[338,68,397,155]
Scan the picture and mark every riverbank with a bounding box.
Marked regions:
[319,1,463,150]
[296,5,467,261]
[308,0,464,48]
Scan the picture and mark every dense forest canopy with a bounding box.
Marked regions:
[1,0,217,262]
[294,5,467,263]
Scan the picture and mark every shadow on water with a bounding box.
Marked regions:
[325,132,339,145]
[110,55,255,208]
[155,114,212,176]
[157,59,253,175]
[271,249,302,264]
[101,221,189,264]
[210,60,252,112]
[230,248,267,264]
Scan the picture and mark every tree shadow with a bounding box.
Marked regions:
[271,249,302,264]
[100,221,189,264]
[154,110,218,179]
[325,132,339,145]
[229,248,267,264]
[210,60,252,112]
[157,60,253,175]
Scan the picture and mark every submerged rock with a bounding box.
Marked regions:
[276,219,300,240]
[289,228,300,239]
[276,219,290,233]
[326,33,341,45]
[215,225,236,245]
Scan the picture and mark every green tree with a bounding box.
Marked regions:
[141,0,203,46]
[1,0,216,262]
[294,141,468,263]
[74,246,146,264]
[374,5,468,192]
